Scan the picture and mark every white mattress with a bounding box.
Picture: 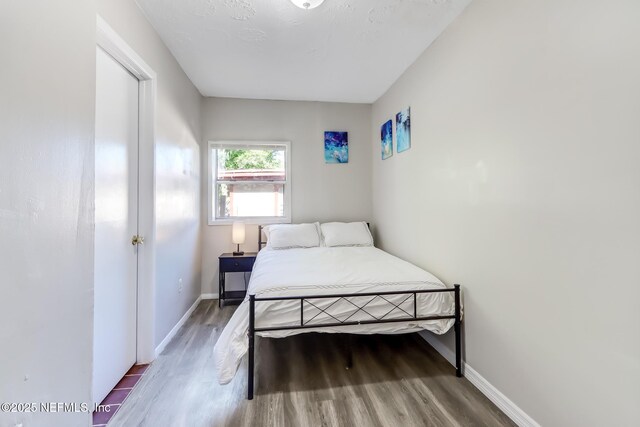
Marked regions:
[214,246,458,385]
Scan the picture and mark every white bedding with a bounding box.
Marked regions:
[214,246,458,385]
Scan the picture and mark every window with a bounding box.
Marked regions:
[208,141,291,225]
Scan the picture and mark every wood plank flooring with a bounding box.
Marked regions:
[110,300,515,427]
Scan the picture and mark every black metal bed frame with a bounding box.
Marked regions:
[246,225,463,400]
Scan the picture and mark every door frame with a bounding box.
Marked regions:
[96,15,157,364]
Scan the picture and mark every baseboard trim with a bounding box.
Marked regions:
[155,296,202,357]
[418,331,539,427]
[201,293,219,300]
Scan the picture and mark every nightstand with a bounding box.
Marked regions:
[218,252,257,308]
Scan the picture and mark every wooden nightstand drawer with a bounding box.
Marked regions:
[220,256,255,272]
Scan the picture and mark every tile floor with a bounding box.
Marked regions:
[92,364,149,426]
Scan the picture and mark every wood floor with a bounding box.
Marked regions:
[110,300,515,427]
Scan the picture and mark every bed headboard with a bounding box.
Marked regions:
[258,225,267,250]
[257,222,370,251]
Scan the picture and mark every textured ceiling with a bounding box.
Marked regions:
[135,0,471,103]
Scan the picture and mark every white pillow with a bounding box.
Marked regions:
[320,222,373,247]
[265,223,321,249]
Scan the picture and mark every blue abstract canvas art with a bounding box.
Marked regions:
[381,120,393,160]
[324,131,348,163]
[396,107,411,153]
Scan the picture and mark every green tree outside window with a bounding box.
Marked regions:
[223,149,281,170]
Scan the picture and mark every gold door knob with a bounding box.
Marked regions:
[131,235,145,246]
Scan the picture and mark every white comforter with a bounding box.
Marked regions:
[214,246,457,385]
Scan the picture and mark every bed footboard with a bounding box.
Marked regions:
[246,284,463,400]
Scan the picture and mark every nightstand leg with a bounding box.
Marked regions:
[219,271,224,309]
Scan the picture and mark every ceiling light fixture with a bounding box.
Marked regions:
[290,0,325,10]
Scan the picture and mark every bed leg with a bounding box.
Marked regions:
[248,294,255,400]
[345,334,353,370]
[454,284,462,378]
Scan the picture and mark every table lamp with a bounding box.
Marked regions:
[232,222,245,256]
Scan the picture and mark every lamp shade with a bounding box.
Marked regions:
[290,0,325,10]
[231,222,246,245]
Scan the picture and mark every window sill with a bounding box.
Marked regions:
[207,217,291,226]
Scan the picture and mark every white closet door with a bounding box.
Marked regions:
[93,46,139,405]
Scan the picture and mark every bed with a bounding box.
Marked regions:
[213,223,463,399]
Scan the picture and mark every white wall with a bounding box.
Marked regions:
[201,98,372,294]
[0,1,96,426]
[97,0,203,348]
[371,0,640,425]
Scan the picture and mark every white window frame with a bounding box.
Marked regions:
[208,140,292,225]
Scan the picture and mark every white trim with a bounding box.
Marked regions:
[465,365,539,427]
[209,217,292,226]
[207,140,292,226]
[418,331,540,427]
[96,15,157,364]
[155,296,202,357]
[201,293,220,300]
[155,294,215,355]
[96,16,156,81]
